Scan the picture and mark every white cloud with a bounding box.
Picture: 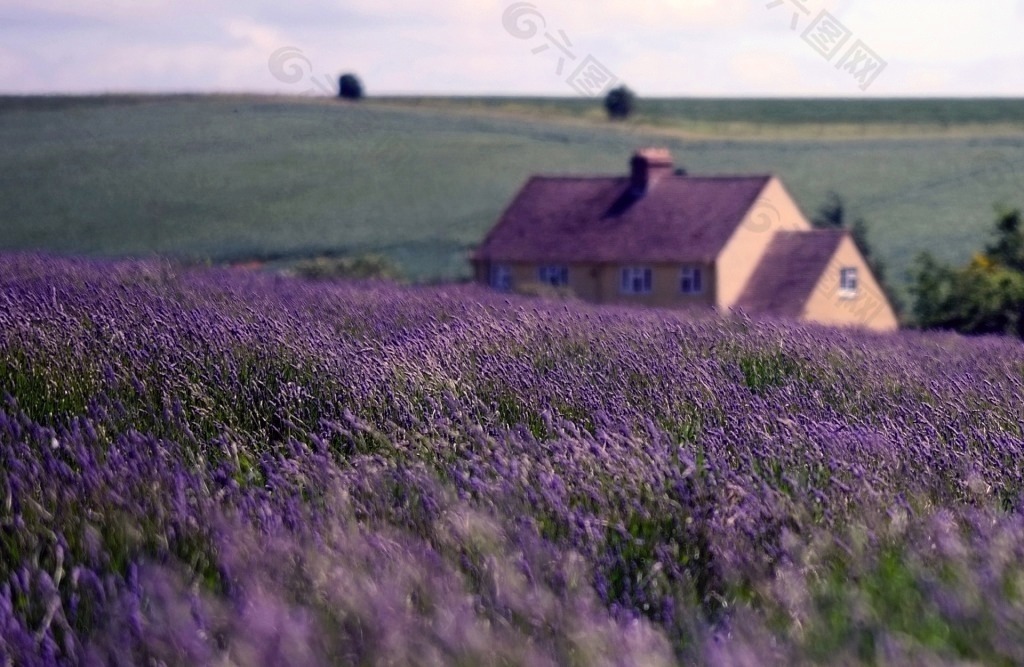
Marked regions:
[842,0,1023,63]
[0,0,1023,95]
[730,50,804,92]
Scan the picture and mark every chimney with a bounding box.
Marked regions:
[630,148,674,194]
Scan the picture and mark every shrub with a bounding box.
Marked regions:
[292,253,401,281]
[338,73,363,100]
[604,85,636,120]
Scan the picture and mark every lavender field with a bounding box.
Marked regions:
[2,254,1024,665]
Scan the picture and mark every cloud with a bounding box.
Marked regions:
[0,6,107,30]
[841,0,1024,63]
[0,0,1022,95]
[949,55,1024,95]
[730,51,806,92]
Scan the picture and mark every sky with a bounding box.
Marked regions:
[2,0,1023,97]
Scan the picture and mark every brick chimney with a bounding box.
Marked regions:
[630,148,673,194]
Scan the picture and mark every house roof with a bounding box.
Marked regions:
[734,229,847,317]
[472,174,773,264]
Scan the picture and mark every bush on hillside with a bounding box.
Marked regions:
[913,207,1024,337]
[292,253,401,281]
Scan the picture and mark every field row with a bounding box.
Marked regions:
[2,255,1024,663]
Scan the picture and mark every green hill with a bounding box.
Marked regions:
[379,95,1024,135]
[2,94,1023,300]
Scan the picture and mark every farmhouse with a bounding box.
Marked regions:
[471,148,898,332]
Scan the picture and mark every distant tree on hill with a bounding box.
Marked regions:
[338,73,363,100]
[812,192,873,259]
[984,208,1024,272]
[812,191,901,313]
[912,207,1024,337]
[604,85,635,120]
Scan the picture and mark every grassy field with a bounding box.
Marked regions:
[2,94,1024,300]
[379,95,1024,138]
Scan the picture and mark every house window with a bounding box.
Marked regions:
[839,267,858,297]
[620,266,652,294]
[538,265,569,287]
[490,264,512,291]
[680,266,703,294]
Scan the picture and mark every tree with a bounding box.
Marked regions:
[812,193,874,258]
[984,208,1024,272]
[338,73,363,100]
[911,207,1024,338]
[909,252,955,330]
[810,191,846,230]
[604,85,635,120]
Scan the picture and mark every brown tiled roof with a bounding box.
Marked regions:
[734,230,846,317]
[473,175,772,263]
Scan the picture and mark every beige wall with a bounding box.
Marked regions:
[592,263,715,308]
[715,177,813,308]
[801,237,899,332]
[483,261,715,309]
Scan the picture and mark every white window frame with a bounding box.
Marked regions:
[538,265,569,287]
[620,266,653,294]
[490,264,512,291]
[839,267,858,298]
[680,266,703,294]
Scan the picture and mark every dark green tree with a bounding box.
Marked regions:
[811,191,846,230]
[911,207,1024,337]
[909,253,955,329]
[812,192,873,261]
[604,85,635,120]
[984,208,1024,272]
[338,73,363,100]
